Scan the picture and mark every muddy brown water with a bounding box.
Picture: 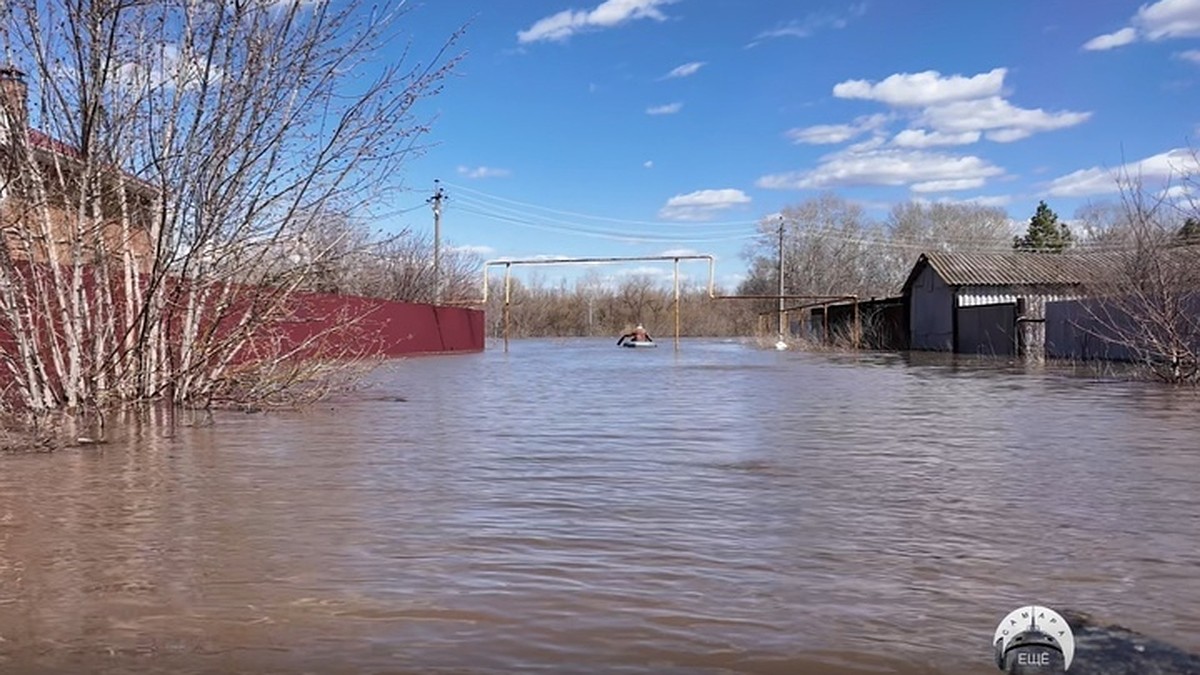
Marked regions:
[2,338,1199,674]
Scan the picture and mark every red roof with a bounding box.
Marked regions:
[23,127,156,194]
[28,128,83,159]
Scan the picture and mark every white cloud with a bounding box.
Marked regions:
[787,124,859,145]
[450,244,495,257]
[643,160,654,168]
[1045,167,1126,197]
[815,67,1089,147]
[911,178,987,193]
[930,194,1012,207]
[786,113,889,145]
[1137,0,1200,40]
[917,96,1091,142]
[756,147,1004,192]
[1160,183,1195,200]
[115,43,224,92]
[1082,0,1200,50]
[832,68,1007,107]
[1045,147,1200,197]
[768,67,1088,194]
[646,102,683,115]
[892,129,981,148]
[663,61,705,79]
[616,265,679,280]
[1083,27,1138,50]
[1176,49,1200,63]
[456,165,512,179]
[748,3,867,46]
[659,247,700,257]
[517,0,674,44]
[658,188,751,221]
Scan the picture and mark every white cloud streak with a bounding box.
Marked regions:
[646,102,683,115]
[833,68,1007,107]
[892,129,981,148]
[658,188,751,221]
[115,43,224,92]
[1138,0,1200,40]
[517,0,675,44]
[756,147,1004,192]
[663,61,705,79]
[1083,27,1138,50]
[1082,0,1200,50]
[916,96,1092,142]
[1045,147,1200,197]
[786,114,889,145]
[749,3,867,46]
[450,244,495,257]
[456,165,512,179]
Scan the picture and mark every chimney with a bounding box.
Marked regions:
[0,65,28,141]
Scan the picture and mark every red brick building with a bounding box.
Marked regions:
[0,65,157,273]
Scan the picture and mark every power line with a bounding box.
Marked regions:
[443,183,1170,255]
[451,203,760,244]
[450,192,758,240]
[444,181,764,228]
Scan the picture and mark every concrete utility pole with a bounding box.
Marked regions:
[427,180,447,304]
[777,216,785,341]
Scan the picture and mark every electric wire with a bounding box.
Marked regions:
[452,202,760,244]
[437,184,1174,255]
[448,192,759,240]
[444,181,765,228]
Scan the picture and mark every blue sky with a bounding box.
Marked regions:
[385,0,1200,289]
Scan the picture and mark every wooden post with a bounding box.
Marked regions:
[853,297,861,350]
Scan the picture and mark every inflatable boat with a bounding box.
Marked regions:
[621,340,657,348]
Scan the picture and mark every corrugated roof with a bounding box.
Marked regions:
[903,251,1122,292]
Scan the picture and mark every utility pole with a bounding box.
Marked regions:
[427,180,447,304]
[777,216,785,341]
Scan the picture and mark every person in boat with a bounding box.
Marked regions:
[617,324,653,346]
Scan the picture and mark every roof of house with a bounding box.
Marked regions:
[16,128,158,196]
[28,128,83,159]
[901,251,1119,294]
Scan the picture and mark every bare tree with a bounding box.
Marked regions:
[742,193,892,299]
[480,270,752,340]
[1080,178,1200,383]
[885,200,1013,274]
[316,227,481,304]
[1074,200,1135,249]
[740,196,1017,304]
[0,0,461,421]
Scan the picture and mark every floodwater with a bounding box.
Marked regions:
[2,338,1199,674]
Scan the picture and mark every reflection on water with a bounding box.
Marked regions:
[2,338,1199,674]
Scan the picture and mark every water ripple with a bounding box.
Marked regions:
[1,338,1199,673]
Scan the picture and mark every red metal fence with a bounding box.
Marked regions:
[0,277,485,406]
[282,291,484,357]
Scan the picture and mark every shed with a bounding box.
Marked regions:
[901,251,1107,355]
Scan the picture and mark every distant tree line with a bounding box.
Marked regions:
[480,272,760,340]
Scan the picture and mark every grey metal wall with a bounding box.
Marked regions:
[1046,298,1137,361]
[909,265,954,351]
[957,303,1015,356]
